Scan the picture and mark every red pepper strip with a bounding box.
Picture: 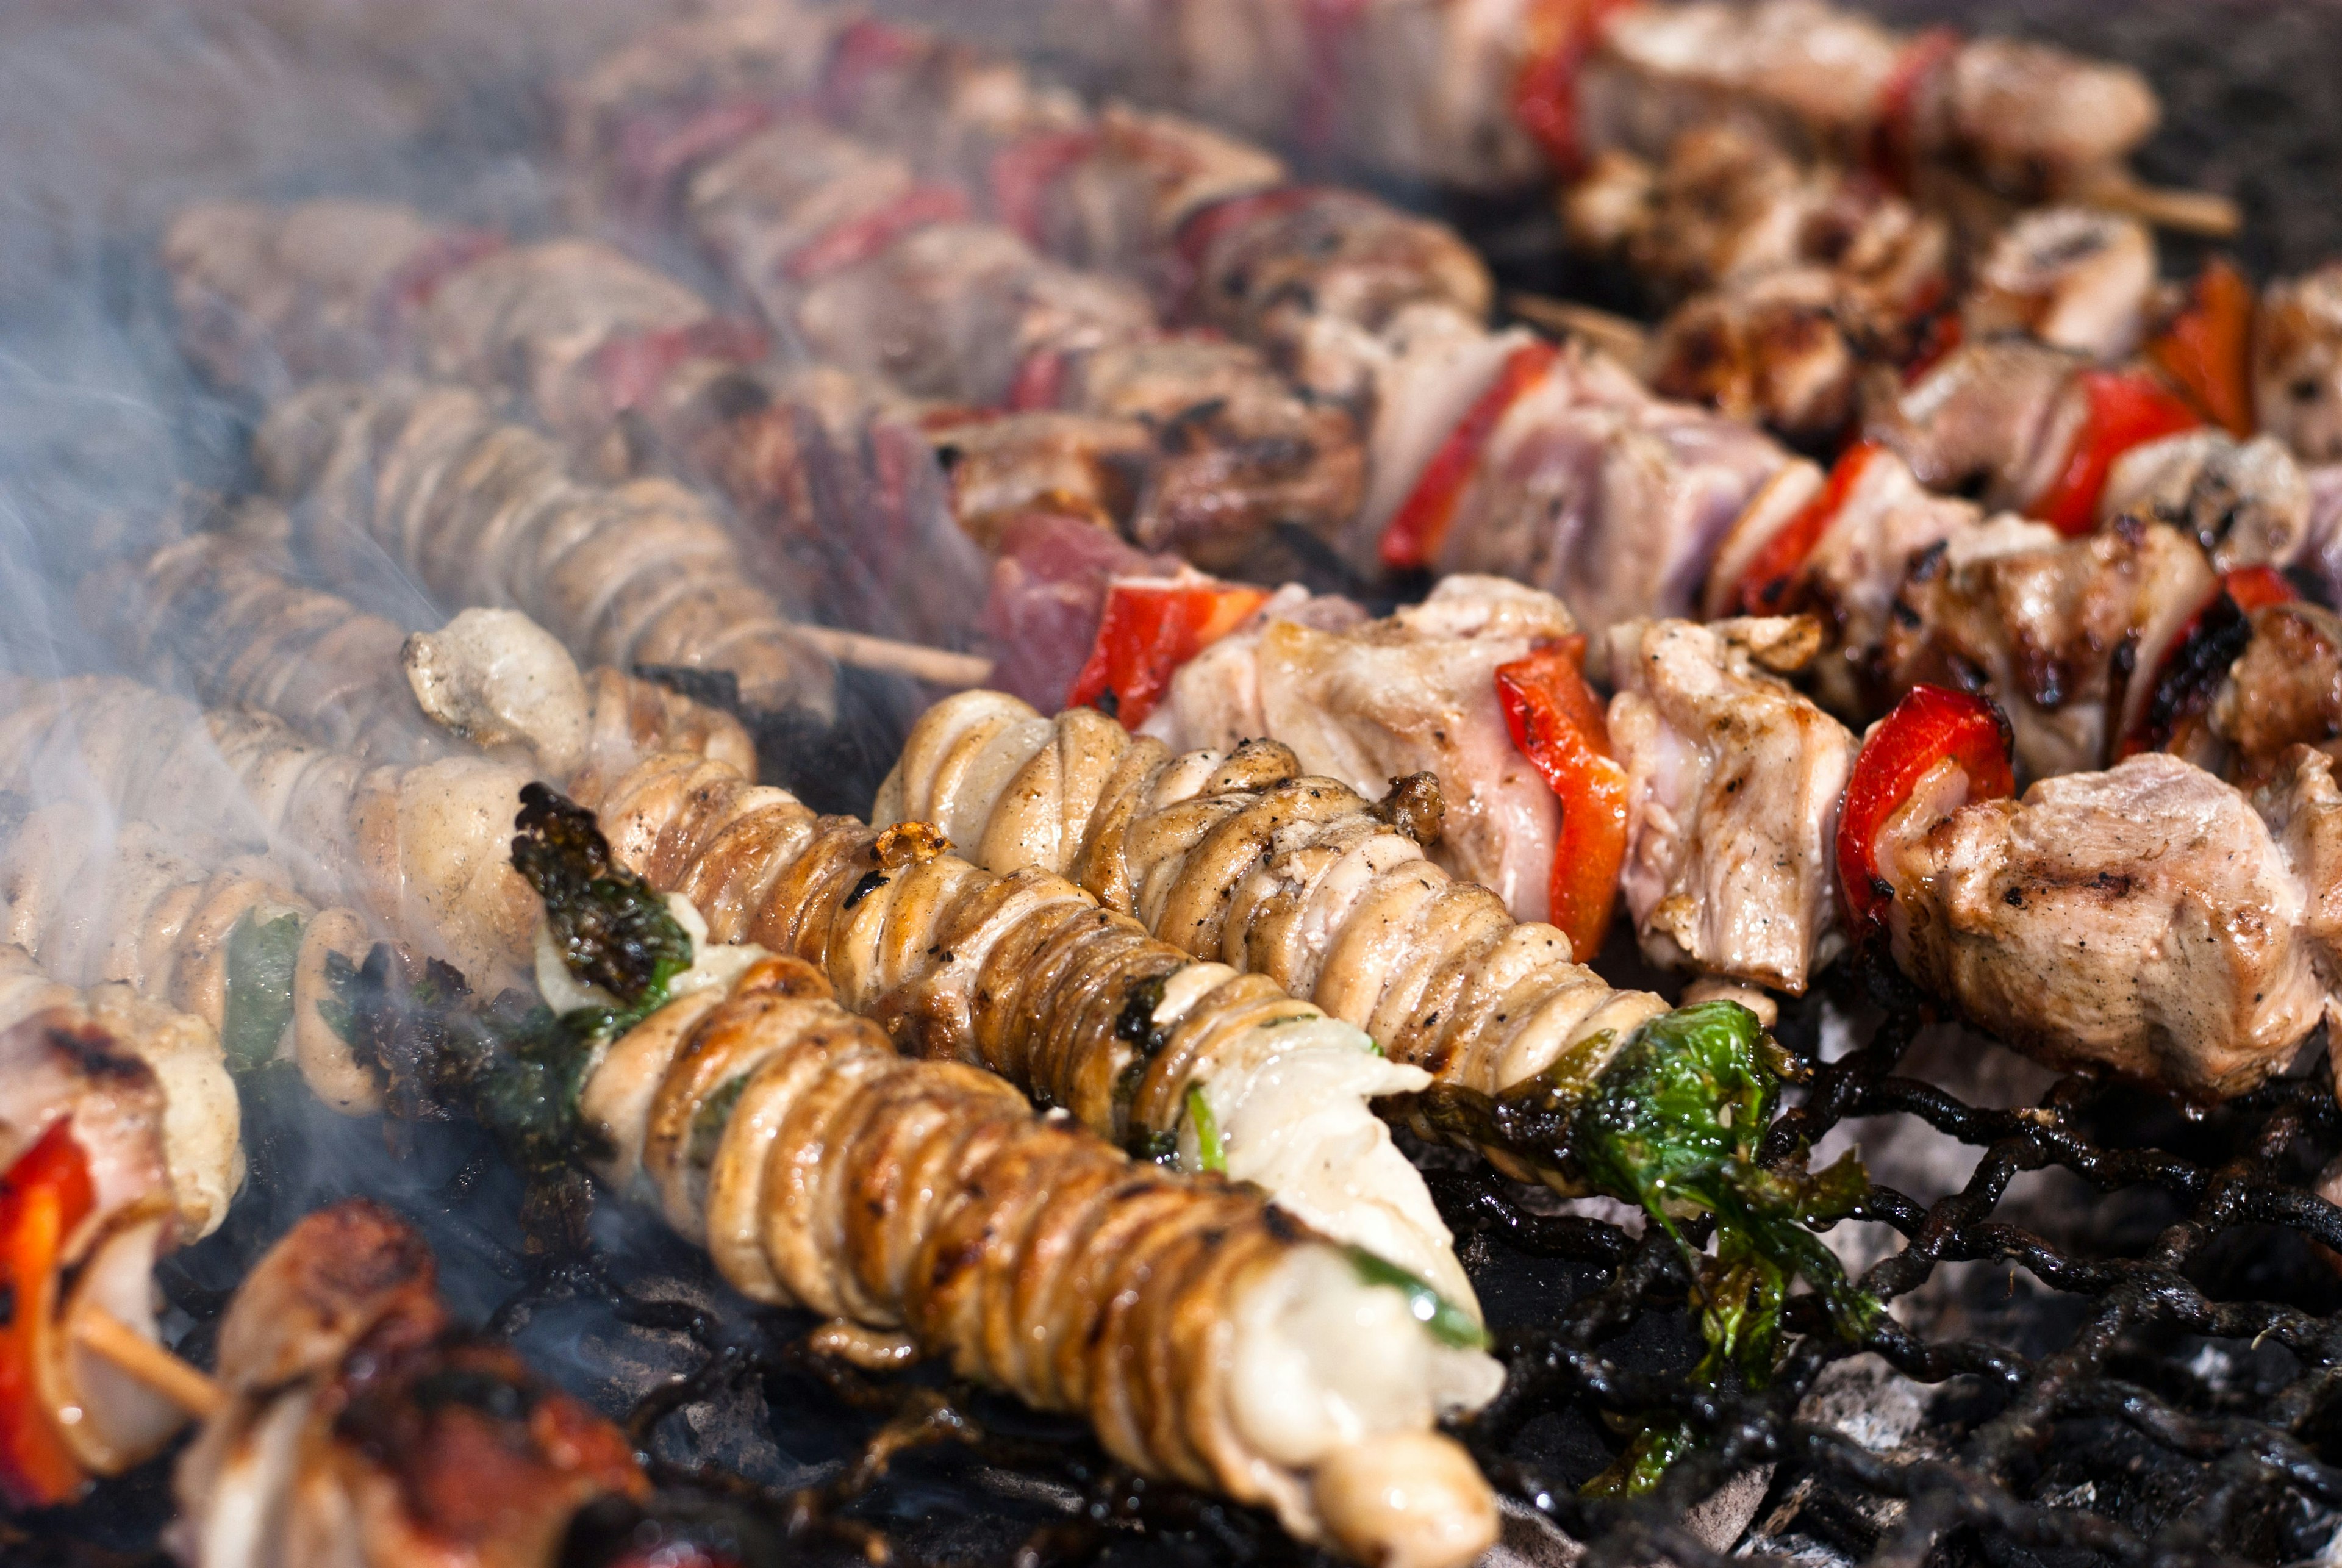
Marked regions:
[2223,563,2296,612]
[821,18,925,121]
[2116,566,2296,760]
[609,99,776,221]
[589,318,770,415]
[0,1121,94,1510]
[1065,577,1272,728]
[2029,369,2203,538]
[1866,26,1961,193]
[989,130,1099,245]
[783,185,972,284]
[1381,342,1561,571]
[1494,637,1630,962]
[1731,440,1888,617]
[2147,259,2257,439]
[1298,0,1373,153]
[1836,685,2014,931]
[1511,0,1638,176]
[371,229,503,349]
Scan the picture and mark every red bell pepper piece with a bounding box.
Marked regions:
[2028,369,2202,537]
[1495,636,1630,962]
[1902,307,1963,385]
[0,1120,95,1510]
[1065,576,1272,728]
[2147,259,2257,439]
[989,131,1099,245]
[1511,0,1638,176]
[1298,0,1372,152]
[783,185,972,284]
[1006,347,1069,412]
[2222,564,2295,613]
[1866,26,1961,193]
[1381,340,1560,571]
[1836,685,2014,931]
[1730,440,1888,617]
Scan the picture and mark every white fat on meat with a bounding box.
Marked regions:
[1606,617,1853,994]
[1147,575,1574,923]
[1172,999,1468,1312]
[1229,1245,1504,1565]
[1875,751,2328,1101]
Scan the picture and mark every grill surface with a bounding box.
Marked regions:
[7,5,2342,1568]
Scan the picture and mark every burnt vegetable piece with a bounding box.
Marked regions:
[513,782,692,1017]
[1427,1000,1874,1494]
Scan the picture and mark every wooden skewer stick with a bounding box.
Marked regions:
[2086,178,2242,240]
[1505,292,1652,369]
[797,627,996,689]
[74,1308,226,1421]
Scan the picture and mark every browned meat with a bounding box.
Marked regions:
[2213,601,2342,790]
[1874,751,2322,1102]
[1963,207,2156,362]
[1146,576,1570,923]
[923,409,1156,544]
[1878,517,2216,779]
[1646,265,1860,440]
[2255,263,2342,462]
[1605,617,1854,993]
[175,1201,646,1568]
[1862,338,2082,506]
[2100,430,2313,571]
[1183,186,1494,404]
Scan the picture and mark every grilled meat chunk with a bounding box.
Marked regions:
[1875,751,2323,1101]
[1147,575,1574,923]
[1605,617,1854,993]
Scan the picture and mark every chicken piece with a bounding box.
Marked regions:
[417,238,723,458]
[1605,617,1853,993]
[1705,448,1983,717]
[1148,576,1571,922]
[1880,517,2216,779]
[1065,335,1367,567]
[1963,207,2155,362]
[1647,264,1858,439]
[925,409,1158,543]
[2100,429,2313,571]
[1875,751,2323,1101]
[2254,263,2342,462]
[1863,338,2082,506]
[795,221,1155,406]
[1019,104,1289,282]
[1183,186,1494,404]
[1930,36,2159,202]
[2212,602,2342,790]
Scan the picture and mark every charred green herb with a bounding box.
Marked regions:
[1568,1001,1875,1495]
[512,781,691,1013]
[222,909,304,1070]
[323,786,704,1253]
